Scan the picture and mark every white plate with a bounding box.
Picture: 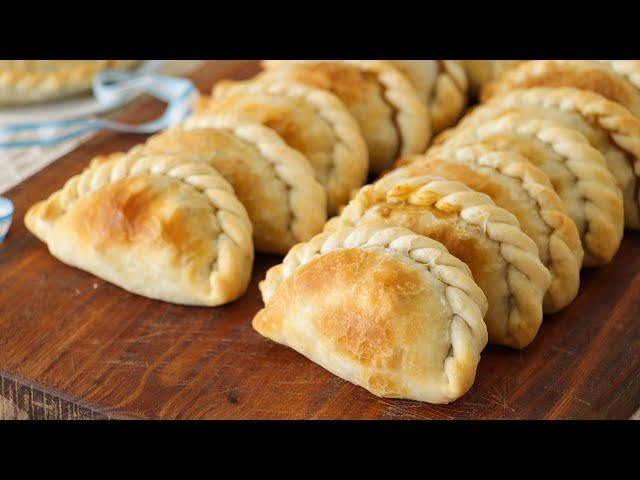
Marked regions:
[0,60,168,126]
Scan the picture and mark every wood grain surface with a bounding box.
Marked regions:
[1,60,639,419]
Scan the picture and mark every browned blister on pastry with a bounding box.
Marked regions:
[327,176,551,349]
[251,60,430,174]
[25,154,254,306]
[137,115,327,255]
[254,224,488,404]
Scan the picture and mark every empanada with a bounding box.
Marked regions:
[142,115,327,254]
[25,154,254,306]
[194,80,368,214]
[461,60,524,98]
[481,60,640,117]
[433,112,624,266]
[381,60,468,134]
[327,176,551,349]
[391,144,583,313]
[254,224,488,404]
[454,87,640,230]
[0,60,141,106]
[253,60,430,174]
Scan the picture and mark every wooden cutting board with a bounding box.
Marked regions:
[1,60,639,420]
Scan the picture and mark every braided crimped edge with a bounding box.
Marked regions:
[258,224,488,399]
[438,112,625,265]
[381,60,468,134]
[594,61,640,91]
[481,60,640,117]
[428,60,468,133]
[460,86,640,207]
[461,60,524,98]
[182,114,327,245]
[330,175,551,348]
[25,154,254,306]
[261,60,431,161]
[196,80,368,214]
[0,60,140,106]
[396,144,583,313]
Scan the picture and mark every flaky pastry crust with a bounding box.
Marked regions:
[461,60,524,98]
[481,60,640,117]
[25,154,253,306]
[257,60,430,174]
[385,60,468,133]
[255,224,488,404]
[455,87,640,230]
[391,144,583,313]
[328,176,551,349]
[435,112,625,265]
[181,114,327,254]
[195,80,368,214]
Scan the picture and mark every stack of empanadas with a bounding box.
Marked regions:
[25,60,640,406]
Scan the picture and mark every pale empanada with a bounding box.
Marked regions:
[433,112,624,266]
[25,154,254,306]
[194,80,368,214]
[140,115,327,255]
[327,176,551,349]
[0,60,141,106]
[454,87,640,230]
[461,60,524,98]
[481,60,640,117]
[381,60,468,134]
[252,60,430,174]
[390,144,583,313]
[254,224,488,404]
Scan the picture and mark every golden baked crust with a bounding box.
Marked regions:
[461,60,524,98]
[255,224,488,404]
[176,115,327,254]
[481,60,640,117]
[434,112,624,266]
[0,60,141,106]
[391,144,583,313]
[328,176,551,349]
[453,87,640,229]
[195,80,368,214]
[385,60,468,133]
[25,154,253,306]
[256,60,430,174]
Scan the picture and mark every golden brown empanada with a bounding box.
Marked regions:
[194,80,368,214]
[0,60,141,106]
[253,60,430,174]
[327,176,551,349]
[254,224,488,404]
[390,144,583,313]
[461,60,524,98]
[481,60,640,117]
[382,60,468,134]
[140,115,327,255]
[433,112,624,266]
[25,154,254,306]
[453,87,640,230]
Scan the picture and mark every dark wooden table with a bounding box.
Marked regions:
[1,60,639,419]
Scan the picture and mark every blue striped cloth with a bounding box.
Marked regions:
[0,67,198,242]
